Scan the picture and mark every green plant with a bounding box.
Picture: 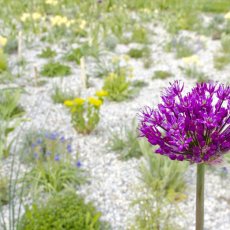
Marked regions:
[220,34,230,53]
[153,70,172,80]
[108,122,142,160]
[214,53,230,70]
[18,192,105,230]
[91,55,132,79]
[40,61,71,77]
[0,175,9,205]
[3,38,18,54]
[51,85,76,104]
[131,26,149,44]
[128,47,150,59]
[0,50,7,72]
[66,43,99,64]
[103,72,132,102]
[165,37,194,59]
[201,0,230,13]
[38,47,57,58]
[0,71,14,83]
[130,140,188,230]
[64,97,104,134]
[0,88,24,120]
[0,88,24,158]
[22,157,85,197]
[104,34,118,51]
[20,130,73,164]
[180,66,208,82]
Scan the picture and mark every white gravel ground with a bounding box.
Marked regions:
[1,23,230,230]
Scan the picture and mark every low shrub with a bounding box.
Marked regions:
[18,192,105,230]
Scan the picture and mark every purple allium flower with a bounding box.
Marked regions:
[138,81,230,164]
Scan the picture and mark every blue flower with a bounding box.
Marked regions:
[36,138,42,145]
[67,144,72,153]
[76,161,82,168]
[54,155,60,161]
[34,152,39,159]
[45,151,51,157]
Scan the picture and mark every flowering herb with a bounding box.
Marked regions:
[138,81,230,230]
[138,81,230,164]
[21,130,73,163]
[64,96,103,134]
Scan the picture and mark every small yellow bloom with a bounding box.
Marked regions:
[64,100,74,107]
[224,12,230,20]
[74,98,85,105]
[20,13,30,22]
[50,15,73,27]
[123,55,130,62]
[88,97,103,108]
[45,0,58,5]
[95,90,108,97]
[112,56,120,63]
[77,19,86,30]
[32,12,42,20]
[182,55,201,65]
[0,36,7,47]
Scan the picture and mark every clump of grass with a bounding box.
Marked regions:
[165,36,194,59]
[41,62,71,77]
[108,122,142,160]
[214,54,230,70]
[201,0,230,13]
[66,44,99,64]
[180,66,209,82]
[130,140,188,230]
[3,38,18,54]
[153,70,172,80]
[51,85,76,104]
[0,175,9,205]
[131,26,149,44]
[0,51,8,73]
[220,34,230,53]
[38,47,57,59]
[128,47,150,59]
[104,34,119,51]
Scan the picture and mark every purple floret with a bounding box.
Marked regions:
[138,81,230,164]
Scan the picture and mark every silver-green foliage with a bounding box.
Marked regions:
[131,140,188,230]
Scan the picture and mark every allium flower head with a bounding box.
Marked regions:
[138,81,230,164]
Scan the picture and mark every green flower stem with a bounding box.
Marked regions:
[196,163,205,230]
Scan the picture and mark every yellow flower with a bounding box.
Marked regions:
[45,0,58,5]
[74,98,85,105]
[182,55,201,65]
[20,13,30,22]
[123,55,130,62]
[0,36,7,47]
[112,56,120,63]
[88,97,102,108]
[224,12,230,20]
[64,100,74,107]
[50,15,73,27]
[32,12,42,20]
[79,20,86,30]
[95,90,108,97]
